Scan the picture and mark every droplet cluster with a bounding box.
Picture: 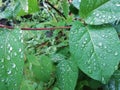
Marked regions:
[0,28,24,89]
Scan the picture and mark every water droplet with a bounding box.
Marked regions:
[1,79,4,82]
[20,30,22,34]
[103,63,106,67]
[1,65,4,68]
[104,46,107,49]
[96,13,99,17]
[15,83,17,86]
[83,41,86,44]
[102,77,105,83]
[85,38,88,41]
[115,65,118,70]
[103,15,105,18]
[0,46,3,48]
[7,56,10,60]
[1,58,4,62]
[108,16,112,19]
[12,63,16,68]
[101,19,105,22]
[107,49,112,53]
[102,35,105,38]
[98,42,102,47]
[19,48,22,52]
[14,39,17,41]
[82,44,85,48]
[8,44,10,47]
[116,3,120,6]
[114,52,118,56]
[10,47,12,51]
[7,70,11,74]
[21,39,23,43]
[88,69,92,74]
[14,52,17,56]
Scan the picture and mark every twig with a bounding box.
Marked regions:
[0,24,71,30]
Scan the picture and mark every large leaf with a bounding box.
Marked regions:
[56,60,78,90]
[80,0,120,25]
[0,28,24,89]
[69,21,120,84]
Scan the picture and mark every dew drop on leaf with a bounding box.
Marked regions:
[7,56,11,60]
[98,42,103,47]
[10,47,13,51]
[114,65,118,70]
[12,63,16,68]
[102,77,105,84]
[1,58,4,62]
[1,65,4,68]
[115,3,120,7]
[88,69,92,74]
[14,52,17,56]
[19,48,22,52]
[7,70,12,75]
[0,46,3,48]
[114,52,118,56]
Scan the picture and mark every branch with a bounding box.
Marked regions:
[0,24,71,30]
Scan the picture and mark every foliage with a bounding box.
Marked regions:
[0,0,120,90]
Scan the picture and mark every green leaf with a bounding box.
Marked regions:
[32,55,53,82]
[0,28,24,90]
[20,80,35,90]
[56,60,78,90]
[72,0,81,9]
[80,0,120,25]
[27,54,40,65]
[19,0,28,13]
[0,1,21,19]
[18,0,39,16]
[69,21,120,84]
[104,70,120,90]
[61,0,69,17]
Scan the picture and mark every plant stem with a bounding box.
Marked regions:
[0,24,71,30]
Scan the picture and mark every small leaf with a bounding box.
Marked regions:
[18,0,39,16]
[80,0,120,25]
[72,0,81,9]
[62,0,69,17]
[19,0,28,13]
[56,60,78,90]
[69,21,120,84]
[27,54,40,65]
[20,80,35,90]
[0,28,24,89]
[32,55,53,82]
[104,70,120,90]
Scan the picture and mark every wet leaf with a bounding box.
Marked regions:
[69,21,120,84]
[0,28,24,90]
[72,0,81,9]
[19,0,28,13]
[56,60,78,90]
[80,0,120,25]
